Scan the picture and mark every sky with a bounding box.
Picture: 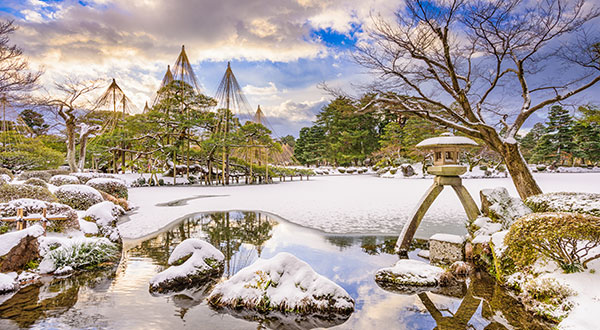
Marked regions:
[1,0,599,138]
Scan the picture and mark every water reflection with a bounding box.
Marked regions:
[0,211,552,330]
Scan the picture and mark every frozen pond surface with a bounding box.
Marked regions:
[0,211,551,330]
[119,173,600,240]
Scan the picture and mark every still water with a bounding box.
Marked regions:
[0,211,551,330]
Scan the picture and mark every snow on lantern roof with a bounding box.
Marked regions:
[416,132,478,149]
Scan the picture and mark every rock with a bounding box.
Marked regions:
[429,233,465,265]
[149,238,224,294]
[400,164,415,177]
[0,226,43,272]
[473,216,503,236]
[208,252,354,315]
[450,261,472,276]
[417,249,430,259]
[83,201,124,243]
[480,187,532,229]
[375,259,445,287]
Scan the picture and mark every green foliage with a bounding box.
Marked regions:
[0,134,64,171]
[86,179,128,199]
[525,192,600,217]
[46,239,119,271]
[505,212,600,272]
[54,186,103,210]
[17,170,52,181]
[20,109,49,136]
[0,183,57,203]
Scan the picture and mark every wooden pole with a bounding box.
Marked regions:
[16,208,23,230]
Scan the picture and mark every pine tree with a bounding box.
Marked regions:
[572,105,600,165]
[532,105,574,165]
[520,122,546,161]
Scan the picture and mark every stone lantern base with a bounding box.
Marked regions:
[396,175,480,255]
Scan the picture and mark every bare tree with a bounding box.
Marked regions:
[42,79,102,172]
[356,0,600,199]
[0,20,42,98]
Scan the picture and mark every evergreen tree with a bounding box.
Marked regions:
[531,105,574,165]
[572,105,600,165]
[20,109,48,137]
[520,122,546,161]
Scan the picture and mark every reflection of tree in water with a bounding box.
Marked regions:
[0,267,116,328]
[414,273,551,330]
[326,236,398,255]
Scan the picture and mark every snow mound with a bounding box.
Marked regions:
[37,236,118,274]
[375,259,445,287]
[526,192,600,217]
[70,172,117,184]
[480,187,532,229]
[149,238,224,293]
[0,225,45,257]
[473,216,504,236]
[86,178,128,199]
[0,272,18,293]
[208,252,354,315]
[430,233,465,244]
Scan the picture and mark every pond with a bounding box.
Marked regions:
[0,211,552,330]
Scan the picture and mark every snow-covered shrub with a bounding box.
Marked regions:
[83,201,124,242]
[479,165,488,171]
[0,168,13,180]
[70,172,116,184]
[49,175,80,186]
[526,192,600,217]
[149,238,224,293]
[536,165,547,172]
[337,167,346,173]
[521,277,574,321]
[389,167,398,175]
[0,198,79,232]
[17,170,53,182]
[0,184,57,203]
[24,177,48,188]
[505,212,600,272]
[54,184,103,210]
[38,237,119,273]
[86,178,128,199]
[208,252,354,315]
[345,167,357,174]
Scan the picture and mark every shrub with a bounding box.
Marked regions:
[389,168,398,175]
[526,192,600,217]
[0,168,13,180]
[86,178,128,199]
[337,167,346,173]
[496,164,506,172]
[536,165,547,172]
[0,140,63,171]
[0,184,57,203]
[505,212,600,272]
[17,170,52,182]
[24,178,48,188]
[0,198,79,232]
[70,172,116,184]
[49,175,80,186]
[479,165,488,171]
[54,184,104,210]
[43,238,119,271]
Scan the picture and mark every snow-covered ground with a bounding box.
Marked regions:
[118,173,600,241]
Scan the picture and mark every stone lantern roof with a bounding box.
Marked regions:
[416,132,478,149]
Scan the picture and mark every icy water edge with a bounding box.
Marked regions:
[0,211,552,330]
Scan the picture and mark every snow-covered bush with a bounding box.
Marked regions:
[70,172,116,184]
[38,237,119,273]
[17,170,53,182]
[346,167,357,174]
[208,252,354,315]
[0,198,79,232]
[0,168,13,180]
[0,184,57,203]
[49,175,80,186]
[86,178,128,199]
[54,184,103,210]
[505,212,600,272]
[24,177,48,188]
[83,201,124,242]
[337,167,346,173]
[149,238,224,293]
[521,277,574,321]
[526,192,600,217]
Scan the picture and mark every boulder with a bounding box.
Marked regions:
[400,164,415,177]
[208,252,354,315]
[480,187,532,229]
[0,273,18,293]
[0,225,44,272]
[429,233,465,265]
[150,238,224,294]
[375,259,444,287]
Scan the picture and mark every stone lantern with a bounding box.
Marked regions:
[396,132,481,255]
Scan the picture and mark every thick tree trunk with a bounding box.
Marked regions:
[501,142,543,200]
[65,121,77,172]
